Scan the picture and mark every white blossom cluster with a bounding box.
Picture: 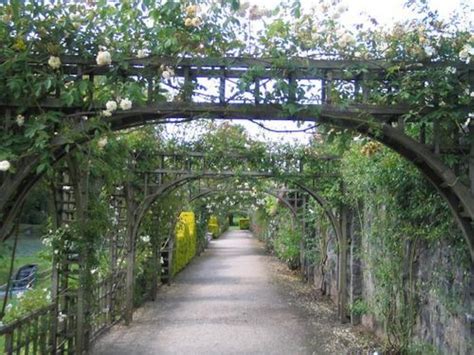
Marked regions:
[0,160,11,171]
[48,56,61,69]
[161,65,175,80]
[459,44,474,64]
[102,98,132,117]
[184,5,201,27]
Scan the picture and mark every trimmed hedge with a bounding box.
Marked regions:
[208,215,219,239]
[239,218,250,230]
[172,211,197,276]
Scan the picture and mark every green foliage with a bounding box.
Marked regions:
[2,288,51,325]
[257,208,301,269]
[274,220,301,269]
[340,142,470,352]
[349,299,369,317]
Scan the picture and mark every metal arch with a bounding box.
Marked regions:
[1,114,473,263]
[367,123,474,263]
[136,179,340,245]
[307,115,474,263]
[108,110,474,262]
[1,55,473,262]
[291,182,343,244]
[188,187,298,219]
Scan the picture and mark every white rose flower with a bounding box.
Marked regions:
[445,66,457,75]
[105,100,118,112]
[97,137,108,148]
[119,98,132,110]
[423,45,436,57]
[16,114,25,126]
[186,5,198,16]
[48,56,61,70]
[191,17,201,27]
[162,70,172,80]
[137,49,148,58]
[0,160,11,172]
[338,33,354,48]
[58,312,67,323]
[459,44,473,64]
[161,66,175,80]
[96,50,112,66]
[102,110,112,117]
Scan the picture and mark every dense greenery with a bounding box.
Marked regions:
[255,133,471,352]
[0,0,472,353]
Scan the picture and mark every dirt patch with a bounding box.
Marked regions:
[266,254,381,354]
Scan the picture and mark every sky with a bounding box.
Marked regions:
[166,0,473,144]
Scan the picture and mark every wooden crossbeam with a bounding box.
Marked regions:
[2,57,471,85]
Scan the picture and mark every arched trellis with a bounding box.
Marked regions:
[188,187,299,219]
[137,174,350,321]
[133,174,342,247]
[1,57,473,265]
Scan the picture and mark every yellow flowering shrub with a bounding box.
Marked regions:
[207,215,220,239]
[172,212,197,276]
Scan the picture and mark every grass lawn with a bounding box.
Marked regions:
[0,224,51,287]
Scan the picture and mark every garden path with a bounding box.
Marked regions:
[91,230,370,354]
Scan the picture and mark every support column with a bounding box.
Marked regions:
[125,183,137,325]
[350,203,363,325]
[338,205,350,323]
[150,215,161,301]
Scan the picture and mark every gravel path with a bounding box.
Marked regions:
[91,230,376,354]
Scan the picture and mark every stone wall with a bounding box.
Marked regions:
[309,204,473,354]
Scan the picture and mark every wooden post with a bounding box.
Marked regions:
[326,71,333,104]
[150,215,161,301]
[470,123,474,193]
[219,67,226,104]
[125,183,137,325]
[350,202,363,325]
[254,78,260,105]
[67,155,90,355]
[183,66,193,102]
[362,72,370,103]
[433,121,441,154]
[147,77,154,104]
[469,71,474,192]
[288,73,296,103]
[338,199,350,324]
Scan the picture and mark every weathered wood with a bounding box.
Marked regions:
[6,55,470,80]
[470,123,474,193]
[350,203,363,325]
[433,120,441,154]
[337,204,350,323]
[219,67,226,104]
[183,66,193,102]
[125,182,138,325]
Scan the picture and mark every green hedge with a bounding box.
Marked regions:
[239,218,250,230]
